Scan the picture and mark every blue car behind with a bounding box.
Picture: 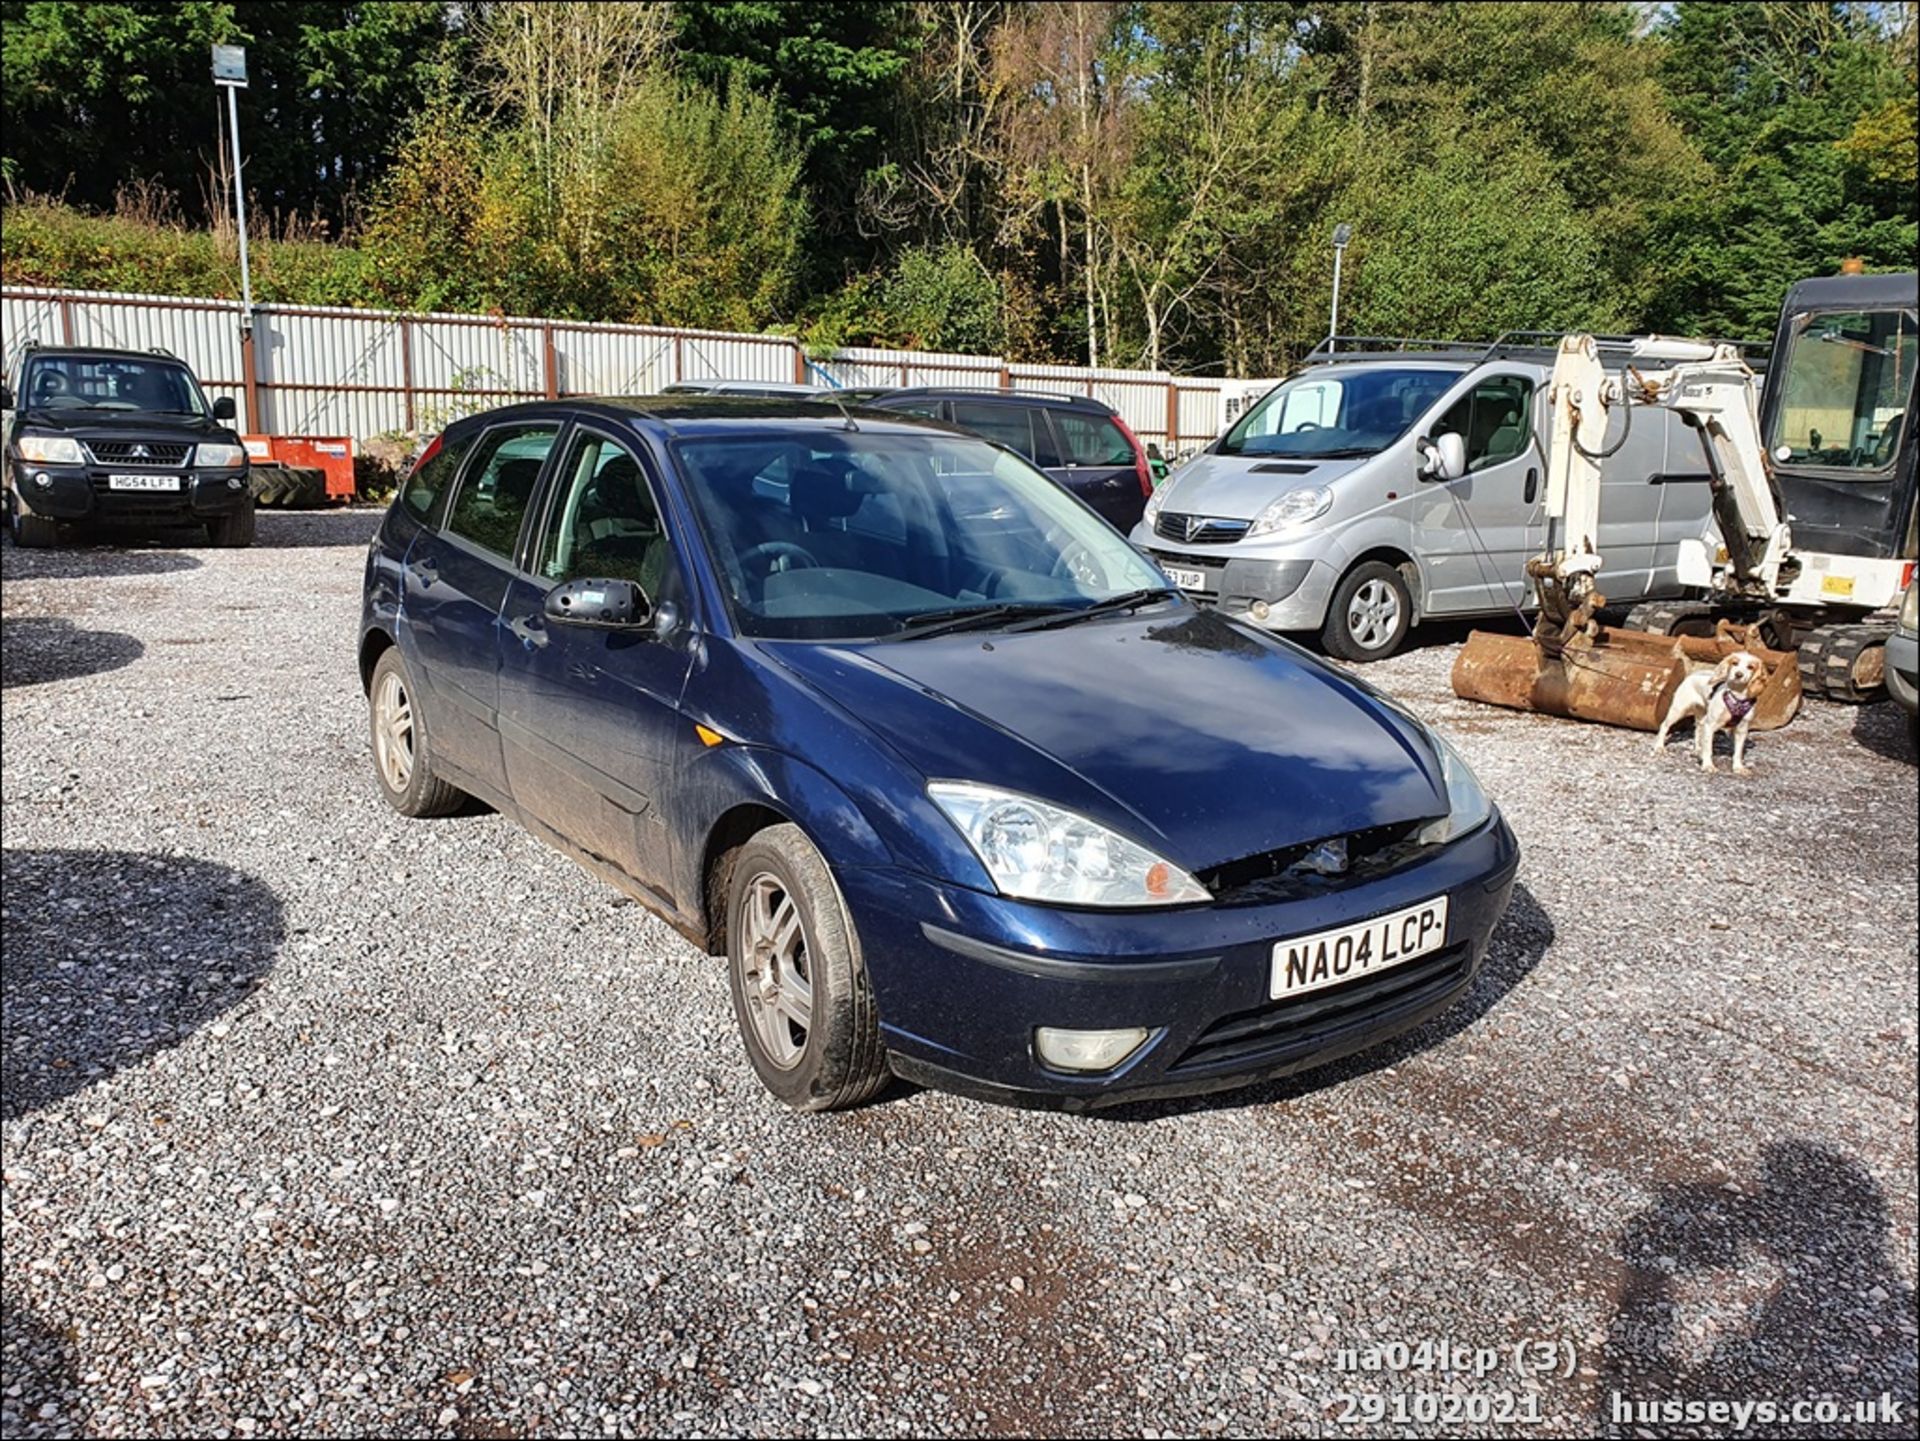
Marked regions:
[359,398,1518,1110]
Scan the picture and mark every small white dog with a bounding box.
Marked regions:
[1652,649,1765,774]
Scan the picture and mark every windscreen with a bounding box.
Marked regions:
[20,356,209,416]
[673,430,1167,640]
[1218,367,1463,458]
[1766,307,1917,473]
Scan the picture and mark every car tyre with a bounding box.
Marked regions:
[206,498,257,548]
[367,647,466,818]
[725,824,889,1111]
[8,490,59,548]
[1321,560,1413,661]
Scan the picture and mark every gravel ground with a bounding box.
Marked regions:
[3,511,1915,1439]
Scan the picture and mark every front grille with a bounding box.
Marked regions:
[1155,512,1251,545]
[84,440,191,466]
[1166,942,1471,1077]
[1198,821,1431,907]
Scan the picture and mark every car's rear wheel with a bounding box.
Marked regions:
[1321,560,1413,661]
[368,647,465,817]
[205,499,256,548]
[725,824,889,1111]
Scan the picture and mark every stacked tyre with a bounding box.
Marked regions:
[250,464,329,508]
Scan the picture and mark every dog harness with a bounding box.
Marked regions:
[1712,684,1757,723]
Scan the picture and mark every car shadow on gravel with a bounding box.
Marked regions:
[1851,701,1916,763]
[0,1292,82,1438]
[1,616,145,688]
[1091,881,1555,1123]
[1596,1139,1918,1438]
[0,849,284,1121]
[1,535,203,579]
[250,508,384,548]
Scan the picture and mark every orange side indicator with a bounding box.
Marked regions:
[694,724,726,748]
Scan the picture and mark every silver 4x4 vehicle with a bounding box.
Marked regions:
[3,343,254,548]
[1134,338,1723,659]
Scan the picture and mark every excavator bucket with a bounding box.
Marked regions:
[1451,622,1801,732]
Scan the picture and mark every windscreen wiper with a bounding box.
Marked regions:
[880,601,1073,642]
[998,587,1180,633]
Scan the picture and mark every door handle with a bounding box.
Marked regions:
[1524,468,1539,505]
[407,555,439,587]
[506,613,547,650]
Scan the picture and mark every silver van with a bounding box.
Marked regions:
[1134,343,1715,659]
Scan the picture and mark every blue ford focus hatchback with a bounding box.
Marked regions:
[359,399,1518,1110]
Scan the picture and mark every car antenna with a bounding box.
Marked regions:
[827,389,859,432]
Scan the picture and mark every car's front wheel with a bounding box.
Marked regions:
[7,488,59,548]
[1321,560,1413,661]
[206,498,257,548]
[725,824,889,1111]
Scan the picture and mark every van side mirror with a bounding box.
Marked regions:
[212,395,237,420]
[544,577,651,629]
[1417,432,1468,482]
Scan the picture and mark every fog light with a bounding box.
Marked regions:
[1034,1025,1150,1073]
[33,471,53,489]
[1250,600,1271,622]
[227,475,244,490]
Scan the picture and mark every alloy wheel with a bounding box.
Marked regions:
[373,669,415,793]
[740,873,813,1070]
[1347,578,1402,651]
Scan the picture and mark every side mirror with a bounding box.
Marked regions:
[1416,432,1468,482]
[0,384,13,411]
[544,577,651,628]
[212,395,237,420]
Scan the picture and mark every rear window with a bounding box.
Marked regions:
[401,432,474,525]
[1054,410,1134,467]
[948,400,1062,467]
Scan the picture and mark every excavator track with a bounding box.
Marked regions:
[1796,623,1890,704]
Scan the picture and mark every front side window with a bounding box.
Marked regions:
[1433,375,1534,471]
[21,356,207,416]
[1054,410,1134,467]
[535,430,681,603]
[445,422,559,560]
[1767,307,1917,473]
[673,431,1167,640]
[1218,367,1464,458]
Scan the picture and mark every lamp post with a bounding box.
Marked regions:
[211,44,256,431]
[1328,222,1352,353]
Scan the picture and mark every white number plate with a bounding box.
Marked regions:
[107,474,180,492]
[1270,896,1449,1000]
[1164,565,1209,592]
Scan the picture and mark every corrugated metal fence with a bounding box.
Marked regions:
[0,286,1242,454]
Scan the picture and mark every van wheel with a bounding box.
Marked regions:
[1322,561,1412,661]
[726,824,889,1112]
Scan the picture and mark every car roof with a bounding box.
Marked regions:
[442,395,961,440]
[853,386,1119,413]
[16,346,196,365]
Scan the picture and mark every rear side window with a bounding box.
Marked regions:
[1054,410,1134,467]
[401,432,474,525]
[446,423,561,560]
[948,401,1061,468]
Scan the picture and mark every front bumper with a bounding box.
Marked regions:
[1887,631,1918,716]
[1133,525,1340,631]
[10,463,250,524]
[842,812,1520,1109]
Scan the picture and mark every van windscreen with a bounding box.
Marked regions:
[1219,367,1463,458]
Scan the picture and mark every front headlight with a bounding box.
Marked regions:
[1247,485,1333,536]
[1142,480,1170,526]
[15,435,83,465]
[928,782,1210,907]
[1901,583,1918,633]
[1417,735,1492,845]
[194,442,247,468]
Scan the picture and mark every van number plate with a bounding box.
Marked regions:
[108,474,181,491]
[1164,565,1209,592]
[1270,896,1449,1000]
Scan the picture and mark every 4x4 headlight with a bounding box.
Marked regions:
[1247,485,1333,536]
[194,442,247,468]
[15,435,83,465]
[1416,735,1492,845]
[928,782,1209,907]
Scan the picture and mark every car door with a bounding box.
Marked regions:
[1412,373,1542,616]
[495,423,699,905]
[403,419,561,798]
[1048,407,1147,530]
